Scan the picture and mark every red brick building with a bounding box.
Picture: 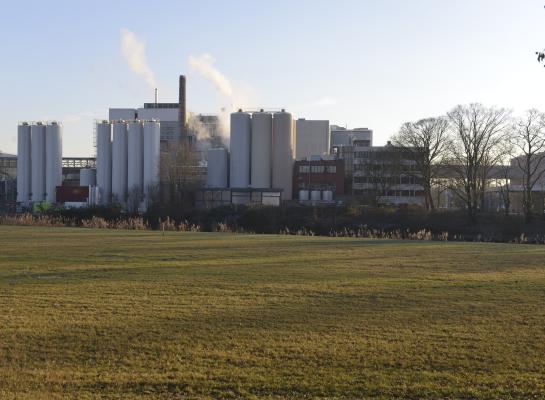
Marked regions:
[292,158,345,196]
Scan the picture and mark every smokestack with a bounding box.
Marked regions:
[154,88,158,105]
[179,75,187,139]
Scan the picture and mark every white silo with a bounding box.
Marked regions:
[229,111,251,188]
[207,148,228,188]
[322,190,333,202]
[143,120,161,200]
[17,123,31,204]
[96,121,112,205]
[79,168,96,187]
[127,121,144,197]
[45,122,62,203]
[111,121,128,203]
[251,111,272,188]
[30,122,46,202]
[272,110,295,200]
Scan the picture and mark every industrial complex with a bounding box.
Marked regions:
[2,73,535,214]
[3,73,412,212]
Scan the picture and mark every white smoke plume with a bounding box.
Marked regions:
[120,28,157,92]
[188,54,233,98]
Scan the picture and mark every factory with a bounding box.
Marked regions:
[10,72,413,212]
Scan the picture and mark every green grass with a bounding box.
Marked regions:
[1,226,545,399]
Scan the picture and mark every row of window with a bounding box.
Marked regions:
[353,163,419,173]
[354,176,423,185]
[298,165,337,174]
[354,189,425,197]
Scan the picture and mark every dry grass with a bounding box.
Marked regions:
[0,226,544,399]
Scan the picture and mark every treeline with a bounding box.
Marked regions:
[389,104,545,223]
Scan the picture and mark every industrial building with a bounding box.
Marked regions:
[295,119,329,160]
[11,71,433,212]
[352,142,425,206]
[293,157,345,203]
[109,75,187,143]
[203,109,295,205]
[330,126,373,147]
[0,153,16,207]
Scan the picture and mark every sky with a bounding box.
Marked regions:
[1,0,545,156]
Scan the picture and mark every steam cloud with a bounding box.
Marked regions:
[121,28,157,92]
[188,54,233,98]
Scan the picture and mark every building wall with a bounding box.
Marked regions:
[137,107,179,121]
[330,127,373,148]
[293,159,345,195]
[352,145,425,206]
[295,119,329,160]
[109,108,137,120]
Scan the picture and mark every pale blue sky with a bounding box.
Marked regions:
[1,0,545,156]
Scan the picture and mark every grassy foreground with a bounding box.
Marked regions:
[0,226,545,399]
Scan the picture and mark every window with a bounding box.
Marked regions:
[311,165,325,173]
[354,151,370,159]
[327,166,337,174]
[299,165,310,173]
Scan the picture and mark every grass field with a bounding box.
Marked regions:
[1,226,545,399]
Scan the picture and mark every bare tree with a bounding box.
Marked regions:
[446,104,511,222]
[391,117,450,210]
[151,141,202,217]
[510,109,545,222]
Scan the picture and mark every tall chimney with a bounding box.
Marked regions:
[179,75,187,139]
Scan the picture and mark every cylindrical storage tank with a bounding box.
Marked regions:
[79,168,96,187]
[127,121,144,197]
[251,111,272,188]
[17,123,31,204]
[207,147,228,188]
[272,110,295,200]
[298,189,309,201]
[310,190,321,201]
[111,121,128,203]
[30,123,46,202]
[96,121,112,205]
[143,120,161,199]
[322,190,333,201]
[45,122,62,203]
[229,111,251,188]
